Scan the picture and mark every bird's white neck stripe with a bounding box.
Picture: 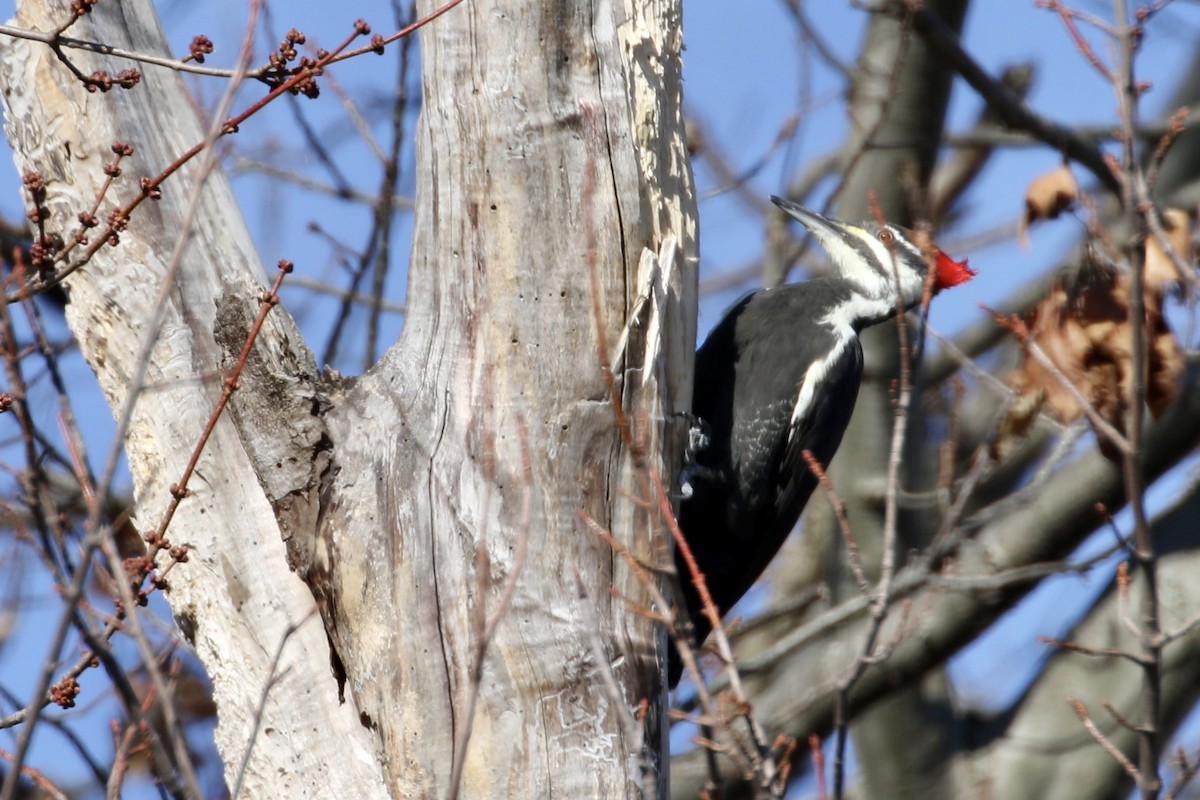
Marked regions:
[788,331,853,436]
[786,291,898,446]
[821,292,900,334]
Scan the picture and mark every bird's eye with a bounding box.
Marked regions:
[878,229,894,245]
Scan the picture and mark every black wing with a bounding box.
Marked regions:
[679,282,863,620]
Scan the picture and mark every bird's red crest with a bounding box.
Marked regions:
[935,250,975,290]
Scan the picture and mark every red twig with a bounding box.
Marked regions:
[0,750,69,800]
[330,0,467,63]
[1036,0,1115,81]
[0,262,292,738]
[0,0,465,83]
[810,734,827,800]
[802,450,869,596]
[145,261,293,551]
[1069,699,1143,784]
[7,22,373,303]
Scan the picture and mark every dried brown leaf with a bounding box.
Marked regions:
[1003,271,1183,460]
[1143,208,1193,287]
[1017,163,1079,248]
[1146,291,1185,418]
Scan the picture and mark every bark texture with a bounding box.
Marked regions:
[1,0,696,797]
[1,1,387,797]
[295,1,696,794]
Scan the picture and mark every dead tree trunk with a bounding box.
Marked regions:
[0,0,696,796]
[302,0,697,795]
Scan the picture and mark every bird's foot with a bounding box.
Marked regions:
[677,413,713,499]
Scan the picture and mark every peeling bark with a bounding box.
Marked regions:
[1,0,695,796]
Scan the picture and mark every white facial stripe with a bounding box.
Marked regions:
[856,226,926,305]
[890,228,925,265]
[798,210,930,312]
[812,225,891,299]
[862,233,899,290]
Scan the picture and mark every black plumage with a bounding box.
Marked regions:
[671,282,864,684]
[668,198,974,687]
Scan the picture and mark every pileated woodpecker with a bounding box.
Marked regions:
[670,196,973,686]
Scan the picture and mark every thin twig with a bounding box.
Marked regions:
[1039,636,1149,666]
[1165,746,1200,800]
[908,4,1121,195]
[232,610,316,800]
[802,451,870,596]
[445,421,532,800]
[0,23,249,79]
[284,275,407,313]
[830,191,924,800]
[1112,2,1161,795]
[61,421,202,797]
[6,21,372,304]
[1037,0,1115,81]
[0,0,466,84]
[1069,698,1144,785]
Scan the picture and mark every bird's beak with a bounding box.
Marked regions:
[770,196,877,283]
[771,195,975,291]
[770,196,864,248]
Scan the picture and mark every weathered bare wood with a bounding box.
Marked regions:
[4,0,697,793]
[0,1,390,797]
[295,0,696,795]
